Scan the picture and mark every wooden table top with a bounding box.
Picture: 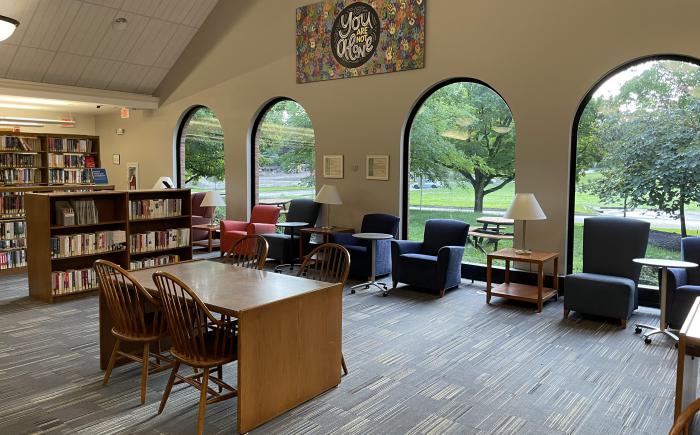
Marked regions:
[300,226,354,235]
[130,260,336,316]
[477,216,514,225]
[192,224,219,232]
[488,247,558,262]
[680,297,700,344]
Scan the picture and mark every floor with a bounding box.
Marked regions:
[0,264,678,435]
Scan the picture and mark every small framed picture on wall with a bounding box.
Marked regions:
[323,155,343,178]
[366,155,389,180]
[127,162,139,190]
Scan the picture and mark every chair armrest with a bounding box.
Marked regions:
[667,267,688,291]
[437,245,465,283]
[220,220,247,232]
[332,232,359,246]
[249,223,277,234]
[391,240,423,255]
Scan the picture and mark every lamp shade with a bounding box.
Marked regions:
[151,176,173,190]
[201,191,225,207]
[504,193,546,221]
[314,184,342,205]
[0,16,19,42]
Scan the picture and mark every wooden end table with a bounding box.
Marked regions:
[298,226,354,260]
[486,248,559,313]
[192,224,220,253]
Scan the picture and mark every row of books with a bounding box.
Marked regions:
[0,192,23,217]
[130,254,180,271]
[48,138,93,153]
[1,220,25,240]
[51,268,97,295]
[0,136,40,151]
[130,228,190,253]
[55,199,99,225]
[0,153,39,168]
[0,238,26,250]
[0,248,25,270]
[0,168,40,184]
[50,230,126,258]
[47,154,93,169]
[47,168,93,184]
[129,198,183,220]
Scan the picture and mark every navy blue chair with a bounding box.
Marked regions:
[390,219,469,297]
[262,199,320,264]
[563,217,650,328]
[666,237,700,329]
[332,213,400,280]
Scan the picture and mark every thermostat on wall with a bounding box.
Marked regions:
[116,128,125,135]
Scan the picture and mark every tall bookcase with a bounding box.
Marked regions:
[26,189,193,303]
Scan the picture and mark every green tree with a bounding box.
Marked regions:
[410,82,515,212]
[183,107,225,185]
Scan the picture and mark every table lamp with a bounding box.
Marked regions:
[504,193,546,255]
[314,184,342,230]
[201,191,225,227]
[151,176,173,190]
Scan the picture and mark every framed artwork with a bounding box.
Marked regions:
[296,0,426,83]
[366,155,389,180]
[323,155,344,178]
[127,162,139,190]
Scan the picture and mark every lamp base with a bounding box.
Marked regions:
[514,249,532,255]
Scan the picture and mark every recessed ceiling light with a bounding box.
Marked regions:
[112,17,128,31]
[0,116,74,125]
[0,120,43,127]
[0,15,19,42]
[0,103,43,110]
[0,96,71,106]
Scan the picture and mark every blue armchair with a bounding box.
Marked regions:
[332,213,400,280]
[666,237,700,329]
[390,219,469,297]
[563,216,649,328]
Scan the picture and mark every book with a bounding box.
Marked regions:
[91,168,108,184]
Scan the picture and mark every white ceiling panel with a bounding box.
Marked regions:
[6,46,54,82]
[21,0,82,51]
[59,2,116,56]
[76,58,120,89]
[0,0,220,95]
[44,52,90,86]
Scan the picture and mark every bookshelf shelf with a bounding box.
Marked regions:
[27,189,192,303]
[129,215,190,223]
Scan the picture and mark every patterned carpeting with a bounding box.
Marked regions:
[0,265,677,434]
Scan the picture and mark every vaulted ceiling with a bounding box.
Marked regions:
[0,0,219,95]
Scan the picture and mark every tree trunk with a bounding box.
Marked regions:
[623,195,627,218]
[473,179,486,213]
[680,196,687,238]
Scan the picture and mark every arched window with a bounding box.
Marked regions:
[568,56,700,286]
[176,105,225,219]
[403,79,516,265]
[251,98,315,206]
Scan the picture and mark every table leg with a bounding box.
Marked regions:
[636,266,679,343]
[660,266,668,332]
[537,262,544,313]
[504,260,510,284]
[351,240,387,295]
[676,335,687,420]
[486,256,492,304]
[207,229,213,253]
[553,256,559,301]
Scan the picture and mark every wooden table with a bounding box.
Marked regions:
[469,217,514,254]
[299,226,354,260]
[486,248,559,313]
[99,260,342,434]
[192,224,220,252]
[675,296,700,425]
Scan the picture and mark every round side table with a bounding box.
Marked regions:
[274,221,308,272]
[349,232,393,296]
[633,258,698,344]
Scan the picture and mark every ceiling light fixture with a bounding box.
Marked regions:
[0,116,74,125]
[0,15,19,42]
[112,17,128,31]
[0,103,43,110]
[0,120,43,127]
[0,95,71,106]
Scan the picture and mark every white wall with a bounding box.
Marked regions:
[0,107,95,135]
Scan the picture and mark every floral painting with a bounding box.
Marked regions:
[296,0,425,83]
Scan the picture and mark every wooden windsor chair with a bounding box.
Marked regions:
[152,271,238,435]
[94,259,174,405]
[224,234,269,270]
[670,396,700,435]
[298,242,351,375]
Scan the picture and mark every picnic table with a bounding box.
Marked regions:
[468,216,514,254]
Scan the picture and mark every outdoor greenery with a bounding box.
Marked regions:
[182,107,225,186]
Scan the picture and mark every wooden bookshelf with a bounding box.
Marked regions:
[26,189,192,303]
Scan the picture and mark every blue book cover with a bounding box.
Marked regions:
[91,168,109,184]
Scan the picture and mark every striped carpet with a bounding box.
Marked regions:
[0,266,677,434]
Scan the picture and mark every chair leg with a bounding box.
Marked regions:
[620,318,627,329]
[197,369,210,435]
[216,365,223,393]
[140,343,150,405]
[341,353,348,376]
[439,288,445,298]
[103,338,120,385]
[563,308,570,320]
[159,361,180,414]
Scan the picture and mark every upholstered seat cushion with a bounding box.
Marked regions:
[564,272,636,320]
[668,285,700,329]
[344,245,368,255]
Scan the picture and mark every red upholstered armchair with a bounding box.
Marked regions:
[220,205,280,254]
[191,192,214,242]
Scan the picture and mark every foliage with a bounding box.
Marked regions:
[183,107,225,185]
[409,82,515,212]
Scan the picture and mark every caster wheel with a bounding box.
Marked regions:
[382,292,388,297]
[644,338,652,345]
[364,285,369,289]
[634,327,642,334]
[675,342,679,349]
[350,289,356,294]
